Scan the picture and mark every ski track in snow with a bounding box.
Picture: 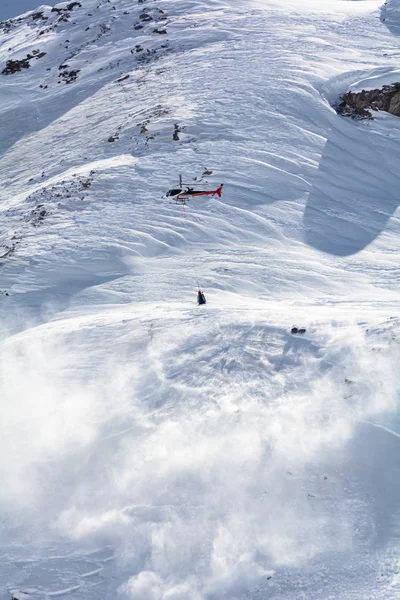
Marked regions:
[0,0,400,599]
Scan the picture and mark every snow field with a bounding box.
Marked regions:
[1,305,399,599]
[0,0,400,598]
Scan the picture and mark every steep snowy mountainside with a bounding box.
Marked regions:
[1,0,399,315]
[0,1,400,600]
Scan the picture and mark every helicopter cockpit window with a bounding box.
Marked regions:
[166,188,182,197]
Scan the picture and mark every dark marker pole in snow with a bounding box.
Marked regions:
[197,290,206,305]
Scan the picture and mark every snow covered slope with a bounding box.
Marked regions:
[0,0,399,599]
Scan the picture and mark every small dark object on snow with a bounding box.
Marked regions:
[291,327,306,334]
[173,123,180,141]
[197,290,206,305]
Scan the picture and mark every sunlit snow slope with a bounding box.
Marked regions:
[0,0,399,599]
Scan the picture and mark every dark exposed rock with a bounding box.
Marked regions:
[58,68,80,83]
[52,2,81,13]
[2,49,46,75]
[0,15,24,34]
[291,327,306,334]
[31,12,47,20]
[2,57,30,74]
[28,204,48,226]
[337,83,400,120]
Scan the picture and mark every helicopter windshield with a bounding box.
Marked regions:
[166,188,183,197]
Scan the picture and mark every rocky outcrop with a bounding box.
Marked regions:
[337,83,400,119]
[2,50,46,75]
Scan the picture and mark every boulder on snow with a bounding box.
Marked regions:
[337,83,400,119]
[2,50,47,75]
[2,57,30,74]
[31,12,47,20]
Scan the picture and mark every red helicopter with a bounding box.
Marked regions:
[166,175,223,205]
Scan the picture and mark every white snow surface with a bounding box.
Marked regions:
[0,0,400,599]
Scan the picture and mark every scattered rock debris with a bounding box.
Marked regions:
[28,204,48,227]
[1,174,96,264]
[1,0,172,93]
[58,67,80,83]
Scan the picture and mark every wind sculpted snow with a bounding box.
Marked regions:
[0,0,400,599]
